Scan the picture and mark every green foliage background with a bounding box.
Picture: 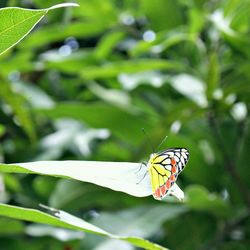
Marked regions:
[0,0,250,249]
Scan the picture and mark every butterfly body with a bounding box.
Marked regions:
[147,148,189,200]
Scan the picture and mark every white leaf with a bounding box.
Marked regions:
[168,183,184,201]
[12,161,152,197]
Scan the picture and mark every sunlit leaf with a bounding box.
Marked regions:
[0,3,78,55]
[0,161,152,198]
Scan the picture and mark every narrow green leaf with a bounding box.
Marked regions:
[0,81,36,142]
[0,124,5,137]
[131,31,196,57]
[0,3,78,55]
[0,203,169,250]
[81,59,184,79]
[206,52,219,100]
[19,22,105,50]
[94,30,125,59]
[0,163,35,174]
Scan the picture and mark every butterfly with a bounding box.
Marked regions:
[147,148,189,200]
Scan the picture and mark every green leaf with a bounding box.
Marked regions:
[210,9,250,56]
[0,124,6,137]
[49,179,93,209]
[92,205,187,237]
[2,174,21,192]
[81,59,184,79]
[94,30,125,59]
[140,0,183,31]
[0,81,36,142]
[165,212,216,250]
[37,102,155,144]
[0,3,78,55]
[19,22,105,50]
[0,203,169,250]
[0,217,24,235]
[185,185,233,218]
[0,50,33,76]
[131,31,196,57]
[206,52,219,100]
[83,205,187,249]
[188,8,205,33]
[33,176,57,199]
[49,179,141,210]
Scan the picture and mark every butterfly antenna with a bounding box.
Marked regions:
[141,128,155,153]
[156,134,168,151]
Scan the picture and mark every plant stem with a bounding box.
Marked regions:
[208,112,250,207]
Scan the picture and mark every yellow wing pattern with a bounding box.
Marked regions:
[148,148,189,200]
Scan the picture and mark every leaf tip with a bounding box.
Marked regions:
[48,3,80,11]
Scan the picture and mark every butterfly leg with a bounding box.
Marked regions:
[134,161,147,175]
[136,168,148,184]
[39,204,60,218]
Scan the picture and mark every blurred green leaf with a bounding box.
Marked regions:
[25,224,84,241]
[49,179,145,211]
[3,173,21,192]
[33,176,57,199]
[49,179,93,209]
[85,205,187,249]
[19,22,105,50]
[140,0,183,31]
[206,52,219,100]
[165,212,216,250]
[0,218,24,235]
[210,9,250,56]
[188,8,205,33]
[0,50,33,76]
[0,203,169,250]
[185,185,233,218]
[81,59,184,79]
[238,127,250,189]
[94,30,125,59]
[73,0,117,25]
[43,50,95,74]
[131,31,197,57]
[38,102,155,143]
[0,81,36,142]
[0,123,6,137]
[92,205,187,236]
